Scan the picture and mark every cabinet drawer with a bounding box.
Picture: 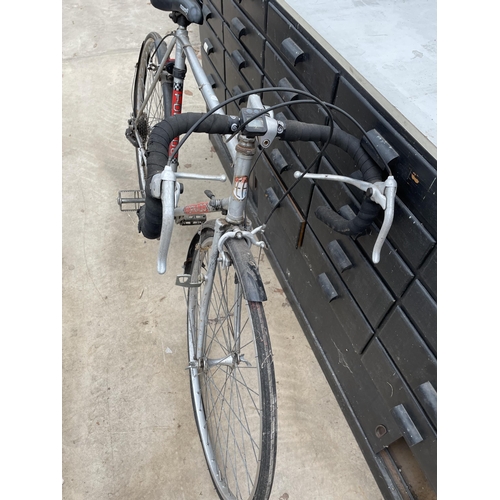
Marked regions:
[314,156,415,298]
[224,52,251,106]
[200,48,226,112]
[225,90,241,117]
[264,140,314,216]
[309,187,395,329]
[401,280,437,355]
[388,198,435,270]
[233,0,267,34]
[299,226,374,353]
[333,77,437,238]
[223,23,264,89]
[261,80,323,172]
[296,227,401,452]
[264,43,330,126]
[222,0,266,67]
[362,339,437,490]
[418,248,437,301]
[378,307,437,427]
[207,0,222,16]
[266,3,338,104]
[199,21,225,81]
[253,154,305,249]
[201,0,224,37]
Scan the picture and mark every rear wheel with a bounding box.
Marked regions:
[186,227,277,500]
[133,32,172,191]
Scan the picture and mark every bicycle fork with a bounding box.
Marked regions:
[185,218,256,371]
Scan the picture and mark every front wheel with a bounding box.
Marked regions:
[186,226,277,500]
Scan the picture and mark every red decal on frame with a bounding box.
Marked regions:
[233,176,249,201]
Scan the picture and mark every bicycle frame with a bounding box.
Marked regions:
[120,12,399,498]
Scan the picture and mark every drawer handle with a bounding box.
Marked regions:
[231,50,247,70]
[390,404,424,447]
[327,240,353,273]
[317,273,338,302]
[281,37,307,66]
[207,73,216,89]
[265,187,280,208]
[202,4,212,20]
[231,85,247,105]
[230,17,247,39]
[270,149,289,174]
[416,381,437,424]
[202,38,214,56]
[277,77,299,102]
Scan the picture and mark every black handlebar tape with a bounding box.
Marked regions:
[280,120,382,236]
[139,113,239,239]
[315,202,380,235]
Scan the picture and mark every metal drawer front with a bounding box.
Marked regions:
[264,141,314,216]
[267,3,339,104]
[418,248,437,301]
[361,338,437,490]
[315,155,415,298]
[223,24,264,89]
[378,307,437,427]
[234,0,268,34]
[207,0,222,16]
[299,225,374,353]
[254,154,305,249]
[401,280,437,355]
[222,0,266,67]
[264,43,330,126]
[224,52,251,108]
[199,21,225,82]
[200,49,226,112]
[202,0,224,37]
[309,187,395,329]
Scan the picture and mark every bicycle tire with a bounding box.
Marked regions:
[133,32,172,191]
[186,226,277,500]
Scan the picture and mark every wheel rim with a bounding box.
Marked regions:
[188,240,265,500]
[134,36,168,190]
[136,38,167,135]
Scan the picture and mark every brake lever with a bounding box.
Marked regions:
[371,176,397,264]
[293,172,397,264]
[151,165,228,275]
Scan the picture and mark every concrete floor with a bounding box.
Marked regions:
[62,1,384,499]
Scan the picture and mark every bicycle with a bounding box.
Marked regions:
[118,1,397,499]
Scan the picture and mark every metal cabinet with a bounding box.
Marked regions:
[201,1,437,497]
